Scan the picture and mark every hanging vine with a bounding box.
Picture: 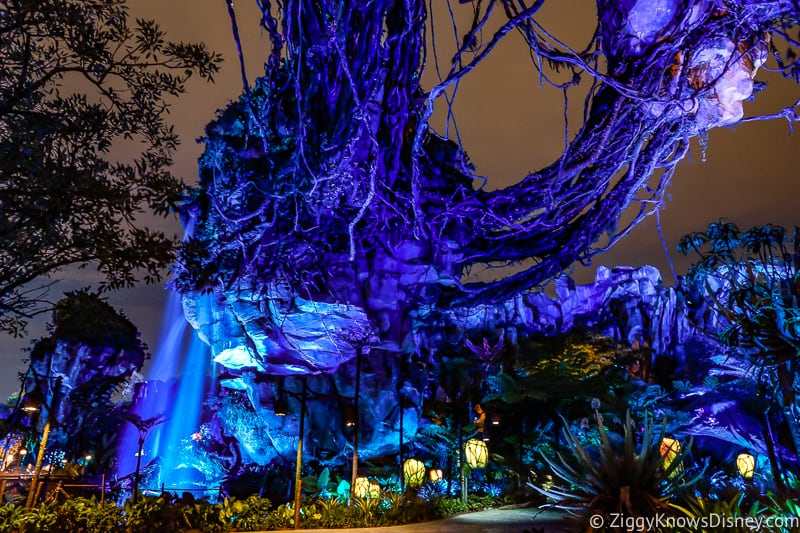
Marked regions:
[174,0,800,333]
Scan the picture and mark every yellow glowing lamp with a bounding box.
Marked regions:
[660,437,681,471]
[403,458,426,488]
[737,453,755,479]
[354,476,371,498]
[465,438,489,469]
[429,469,443,482]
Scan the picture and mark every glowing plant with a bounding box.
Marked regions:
[737,453,756,479]
[660,437,682,473]
[353,477,377,499]
[464,438,489,469]
[403,458,426,488]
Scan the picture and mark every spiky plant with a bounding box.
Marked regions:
[530,411,701,531]
[670,493,767,533]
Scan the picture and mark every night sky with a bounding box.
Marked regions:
[2,0,798,399]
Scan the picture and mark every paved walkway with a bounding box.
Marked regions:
[296,506,570,533]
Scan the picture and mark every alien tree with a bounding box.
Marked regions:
[14,291,148,474]
[173,0,800,464]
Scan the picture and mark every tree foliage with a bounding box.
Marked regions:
[0,0,222,335]
[678,221,800,406]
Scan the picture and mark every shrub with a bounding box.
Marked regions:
[431,496,468,518]
[231,495,273,530]
[531,410,701,530]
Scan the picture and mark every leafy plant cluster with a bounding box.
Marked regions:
[0,489,511,532]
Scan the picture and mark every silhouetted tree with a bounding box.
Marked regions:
[0,0,222,335]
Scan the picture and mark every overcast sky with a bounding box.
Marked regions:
[2,1,798,399]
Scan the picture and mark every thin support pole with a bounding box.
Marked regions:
[25,419,51,509]
[350,348,362,504]
[294,381,307,529]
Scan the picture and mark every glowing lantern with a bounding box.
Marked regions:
[660,437,681,470]
[429,469,443,482]
[354,477,380,499]
[737,453,755,479]
[403,458,426,488]
[354,476,370,498]
[464,438,488,469]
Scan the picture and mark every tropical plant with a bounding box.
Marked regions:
[315,497,353,529]
[0,503,29,533]
[531,410,701,530]
[678,222,800,412]
[678,221,800,483]
[485,332,624,418]
[352,495,381,527]
[670,493,768,533]
[228,495,273,531]
[763,491,800,530]
[122,495,184,533]
[430,496,468,518]
[181,496,235,533]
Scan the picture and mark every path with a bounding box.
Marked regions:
[294,506,570,533]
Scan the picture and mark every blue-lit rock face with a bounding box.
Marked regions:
[181,238,452,376]
[184,286,371,375]
[181,263,728,469]
[414,265,720,367]
[27,292,147,468]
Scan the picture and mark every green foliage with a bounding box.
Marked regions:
[0,498,121,533]
[0,0,222,334]
[301,467,336,498]
[229,495,273,531]
[670,493,768,533]
[0,490,519,531]
[45,291,144,353]
[315,497,353,528]
[353,496,380,526]
[182,498,230,533]
[0,503,27,533]
[486,332,624,414]
[264,502,294,529]
[122,495,185,533]
[764,491,800,524]
[431,496,469,518]
[532,410,701,530]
